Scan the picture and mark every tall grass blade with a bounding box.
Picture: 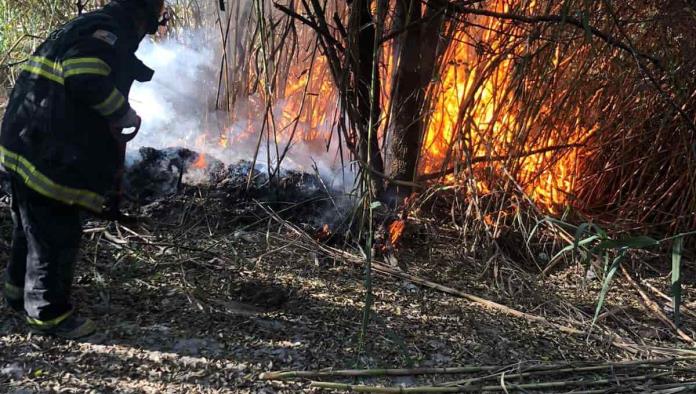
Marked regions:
[573,223,592,252]
[590,252,624,331]
[671,236,683,327]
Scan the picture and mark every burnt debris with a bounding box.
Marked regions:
[123,147,352,239]
[124,146,329,204]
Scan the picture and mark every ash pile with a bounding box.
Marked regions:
[123,146,351,234]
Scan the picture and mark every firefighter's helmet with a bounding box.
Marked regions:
[124,0,166,34]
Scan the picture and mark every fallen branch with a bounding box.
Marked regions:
[367,260,640,350]
[440,358,686,386]
[255,201,694,356]
[643,281,696,320]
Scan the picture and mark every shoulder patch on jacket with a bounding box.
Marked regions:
[92,30,118,46]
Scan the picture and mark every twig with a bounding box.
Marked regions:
[273,2,344,51]
[444,3,662,68]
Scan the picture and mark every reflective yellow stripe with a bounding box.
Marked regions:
[22,56,113,82]
[0,146,105,212]
[30,56,63,71]
[92,88,126,116]
[21,65,64,84]
[63,57,111,77]
[3,282,23,300]
[27,309,73,328]
[21,58,65,85]
[64,67,110,77]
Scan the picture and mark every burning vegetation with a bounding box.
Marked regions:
[121,0,696,238]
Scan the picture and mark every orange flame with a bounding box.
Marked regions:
[418,1,591,213]
[388,219,406,247]
[191,2,591,215]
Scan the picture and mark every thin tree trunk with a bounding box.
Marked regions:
[350,0,385,194]
[386,0,445,202]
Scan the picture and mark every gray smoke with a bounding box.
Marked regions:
[127,31,351,188]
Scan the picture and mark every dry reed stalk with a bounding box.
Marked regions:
[260,356,695,381]
[309,372,670,393]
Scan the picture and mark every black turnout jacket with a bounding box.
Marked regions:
[0,1,154,212]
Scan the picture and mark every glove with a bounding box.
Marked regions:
[110,108,141,129]
[110,108,141,143]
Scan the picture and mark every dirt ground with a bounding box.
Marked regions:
[1,186,695,393]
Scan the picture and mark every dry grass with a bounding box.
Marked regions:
[1,183,695,392]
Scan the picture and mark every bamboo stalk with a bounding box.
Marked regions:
[440,362,670,387]
[260,366,498,380]
[260,357,695,381]
[309,373,666,392]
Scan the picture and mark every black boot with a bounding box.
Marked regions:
[27,311,96,339]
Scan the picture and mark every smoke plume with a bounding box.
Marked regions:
[127,31,349,188]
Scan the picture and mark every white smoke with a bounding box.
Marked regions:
[129,32,215,153]
[127,31,351,186]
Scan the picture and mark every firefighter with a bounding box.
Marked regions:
[1,0,165,339]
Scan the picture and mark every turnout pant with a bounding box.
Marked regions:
[5,176,82,322]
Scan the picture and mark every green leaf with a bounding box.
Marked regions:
[527,216,575,247]
[544,216,579,231]
[596,235,659,251]
[573,223,593,252]
[369,201,382,210]
[672,236,683,327]
[550,234,599,264]
[591,252,625,331]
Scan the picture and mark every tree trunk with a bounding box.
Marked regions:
[386,0,446,202]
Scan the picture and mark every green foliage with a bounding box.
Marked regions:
[532,217,694,331]
[0,0,86,86]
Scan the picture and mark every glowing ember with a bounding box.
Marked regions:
[315,223,332,242]
[193,153,207,169]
